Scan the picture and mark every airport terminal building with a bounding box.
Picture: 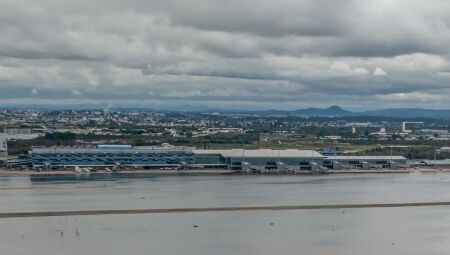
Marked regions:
[30,145,325,170]
[31,145,196,169]
[30,145,408,171]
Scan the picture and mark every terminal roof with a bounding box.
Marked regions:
[193,149,324,158]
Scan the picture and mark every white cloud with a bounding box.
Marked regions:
[79,68,99,86]
[373,67,387,76]
[329,62,370,76]
[162,90,203,98]
[71,89,82,96]
[376,92,446,102]
[0,0,449,109]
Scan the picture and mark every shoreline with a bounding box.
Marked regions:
[1,168,450,177]
[0,169,238,177]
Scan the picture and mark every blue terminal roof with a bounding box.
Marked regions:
[97,144,132,150]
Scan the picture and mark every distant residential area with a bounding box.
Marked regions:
[1,108,450,171]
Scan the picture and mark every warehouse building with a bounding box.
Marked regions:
[422,160,450,169]
[192,149,325,171]
[324,156,408,169]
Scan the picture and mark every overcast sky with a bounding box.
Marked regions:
[1,0,450,110]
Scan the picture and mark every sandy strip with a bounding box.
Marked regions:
[1,201,450,218]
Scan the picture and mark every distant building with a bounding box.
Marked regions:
[402,122,424,133]
[3,127,42,140]
[4,128,32,135]
[322,148,345,156]
[259,133,270,142]
[204,128,244,135]
[403,129,450,140]
[321,136,342,140]
[0,133,7,157]
[416,129,449,136]
[369,127,391,139]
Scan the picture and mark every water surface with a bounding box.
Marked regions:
[1,173,450,254]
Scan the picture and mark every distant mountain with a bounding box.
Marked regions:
[2,104,450,119]
[233,106,450,119]
[248,106,351,117]
[359,108,450,119]
[291,105,353,117]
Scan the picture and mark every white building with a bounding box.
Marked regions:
[206,128,244,134]
[402,122,424,133]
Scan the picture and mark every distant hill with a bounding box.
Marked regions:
[357,108,450,119]
[235,106,450,119]
[247,106,351,117]
[2,104,450,119]
[291,105,353,117]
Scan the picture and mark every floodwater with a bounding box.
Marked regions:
[1,172,450,254]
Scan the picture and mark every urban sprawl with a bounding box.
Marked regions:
[1,109,450,172]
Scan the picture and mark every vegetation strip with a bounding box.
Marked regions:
[1,202,450,218]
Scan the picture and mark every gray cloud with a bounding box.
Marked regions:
[1,0,450,110]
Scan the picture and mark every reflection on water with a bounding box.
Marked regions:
[1,173,450,255]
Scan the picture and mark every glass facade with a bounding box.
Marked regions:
[31,150,196,167]
[31,148,325,169]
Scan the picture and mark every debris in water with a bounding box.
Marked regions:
[269,222,274,226]
[193,225,198,228]
[75,227,80,237]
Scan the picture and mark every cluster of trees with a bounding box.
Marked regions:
[167,133,258,147]
[42,132,76,141]
[361,145,450,160]
[7,132,76,155]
